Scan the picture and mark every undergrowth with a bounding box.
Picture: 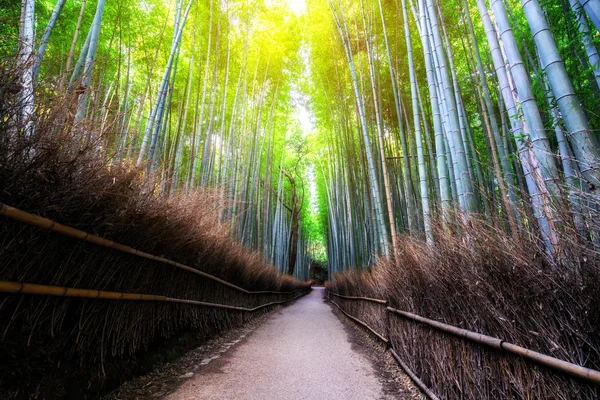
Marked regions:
[328,214,600,399]
[0,66,310,399]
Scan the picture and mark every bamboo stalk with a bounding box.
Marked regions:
[0,281,309,312]
[0,202,306,295]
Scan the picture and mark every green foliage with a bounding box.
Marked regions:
[5,0,600,271]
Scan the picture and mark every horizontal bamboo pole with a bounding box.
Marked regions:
[328,291,388,305]
[390,348,440,400]
[0,202,306,296]
[329,298,388,344]
[387,307,503,350]
[387,307,600,385]
[0,281,308,312]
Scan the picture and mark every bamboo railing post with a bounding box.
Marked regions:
[384,299,392,349]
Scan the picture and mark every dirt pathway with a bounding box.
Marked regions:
[165,287,401,400]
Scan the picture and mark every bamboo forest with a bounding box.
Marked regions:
[1,0,600,398]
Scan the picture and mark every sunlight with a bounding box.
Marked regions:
[265,0,306,16]
[286,0,306,15]
[295,46,314,136]
[307,165,319,215]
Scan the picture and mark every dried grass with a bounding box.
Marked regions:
[328,213,600,399]
[0,66,309,398]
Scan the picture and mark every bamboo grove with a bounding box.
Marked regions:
[304,0,600,275]
[4,0,600,277]
[4,0,317,279]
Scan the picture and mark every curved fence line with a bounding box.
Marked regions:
[328,291,600,387]
[0,281,308,312]
[0,202,308,295]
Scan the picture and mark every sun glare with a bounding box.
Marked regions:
[264,0,306,16]
[286,0,307,15]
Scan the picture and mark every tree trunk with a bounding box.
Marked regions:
[18,0,35,136]
[403,0,432,241]
[75,0,106,121]
[579,0,600,31]
[480,0,559,253]
[521,0,600,187]
[32,0,66,83]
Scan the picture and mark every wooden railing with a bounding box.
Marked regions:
[327,291,600,399]
[0,202,310,311]
[0,281,308,311]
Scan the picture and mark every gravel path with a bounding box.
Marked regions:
[166,287,397,400]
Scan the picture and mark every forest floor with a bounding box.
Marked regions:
[109,288,421,399]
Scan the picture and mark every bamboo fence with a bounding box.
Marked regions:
[327,291,600,399]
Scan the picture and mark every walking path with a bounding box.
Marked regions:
[166,288,391,400]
